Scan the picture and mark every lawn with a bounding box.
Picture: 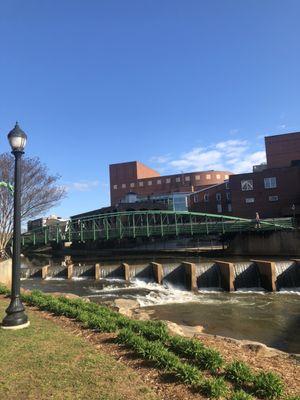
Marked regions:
[0,299,158,400]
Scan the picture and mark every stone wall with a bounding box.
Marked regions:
[0,259,12,288]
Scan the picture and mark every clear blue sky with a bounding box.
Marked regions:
[1,0,300,218]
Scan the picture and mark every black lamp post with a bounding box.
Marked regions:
[1,122,29,330]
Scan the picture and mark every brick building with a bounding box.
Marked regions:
[109,160,232,206]
[190,131,300,219]
[265,132,300,168]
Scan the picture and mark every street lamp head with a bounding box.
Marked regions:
[7,122,27,152]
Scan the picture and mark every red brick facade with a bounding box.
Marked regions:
[190,132,300,219]
[265,131,300,168]
[191,165,300,219]
[109,161,232,205]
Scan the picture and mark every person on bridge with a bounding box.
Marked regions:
[255,212,261,229]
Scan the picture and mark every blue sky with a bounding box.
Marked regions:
[1,0,300,218]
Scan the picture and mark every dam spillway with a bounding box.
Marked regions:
[20,259,300,292]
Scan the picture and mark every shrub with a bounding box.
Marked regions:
[225,361,253,386]
[230,389,254,400]
[116,329,202,386]
[0,285,10,295]
[253,371,284,399]
[168,335,223,373]
[200,376,229,399]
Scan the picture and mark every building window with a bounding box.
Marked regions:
[121,183,126,189]
[216,174,221,179]
[216,193,221,201]
[166,178,171,183]
[226,192,231,201]
[245,197,255,204]
[175,177,180,183]
[138,181,144,187]
[204,194,209,202]
[148,180,152,186]
[195,175,200,181]
[130,183,135,188]
[206,174,211,180]
[269,195,279,202]
[225,174,229,180]
[157,179,161,185]
[264,177,277,189]
[241,179,253,191]
[225,181,230,189]
[185,176,190,181]
[228,204,232,212]
[113,185,118,190]
[194,194,199,203]
[217,204,222,213]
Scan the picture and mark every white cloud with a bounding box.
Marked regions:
[151,139,266,174]
[149,155,171,164]
[65,180,100,192]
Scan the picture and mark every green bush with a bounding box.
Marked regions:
[230,389,254,400]
[0,285,10,295]
[225,361,253,386]
[116,329,202,386]
[168,334,223,373]
[200,376,229,399]
[253,371,284,399]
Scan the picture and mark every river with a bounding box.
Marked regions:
[20,252,300,354]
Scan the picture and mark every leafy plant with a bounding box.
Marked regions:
[200,376,229,399]
[230,389,254,400]
[253,371,284,399]
[225,361,253,386]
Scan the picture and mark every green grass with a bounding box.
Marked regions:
[0,298,158,400]
[0,286,296,400]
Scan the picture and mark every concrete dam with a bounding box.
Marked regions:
[20,259,300,292]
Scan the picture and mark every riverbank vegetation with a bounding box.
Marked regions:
[0,285,298,400]
[0,296,158,400]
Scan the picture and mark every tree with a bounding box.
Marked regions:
[0,153,66,255]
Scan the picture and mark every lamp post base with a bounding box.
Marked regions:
[1,297,29,329]
[1,320,30,330]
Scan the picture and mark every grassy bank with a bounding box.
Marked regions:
[0,286,299,400]
[0,298,158,400]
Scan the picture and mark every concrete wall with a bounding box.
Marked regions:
[215,260,235,291]
[0,259,12,288]
[227,230,300,256]
[252,260,276,291]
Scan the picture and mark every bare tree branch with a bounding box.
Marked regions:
[0,153,67,253]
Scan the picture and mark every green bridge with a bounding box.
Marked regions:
[21,210,295,248]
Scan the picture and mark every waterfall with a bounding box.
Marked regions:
[73,265,95,278]
[275,261,300,288]
[196,262,220,289]
[20,267,42,279]
[47,265,67,279]
[129,263,155,281]
[162,263,186,288]
[100,264,125,279]
[234,262,260,289]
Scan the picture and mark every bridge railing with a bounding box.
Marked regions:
[21,211,295,247]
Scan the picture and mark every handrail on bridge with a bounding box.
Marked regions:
[21,210,295,247]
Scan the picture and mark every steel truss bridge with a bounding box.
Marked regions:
[21,210,295,248]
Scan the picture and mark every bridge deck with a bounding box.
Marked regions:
[21,210,295,247]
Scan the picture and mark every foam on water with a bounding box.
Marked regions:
[45,277,65,281]
[278,288,300,295]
